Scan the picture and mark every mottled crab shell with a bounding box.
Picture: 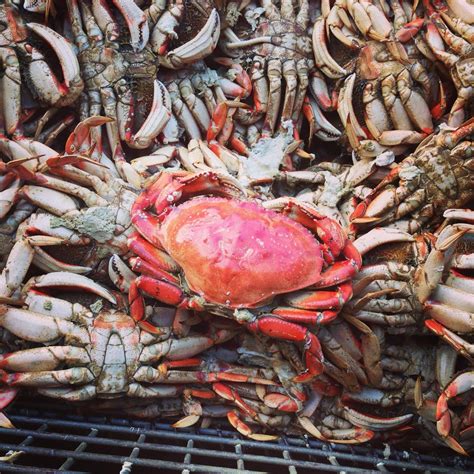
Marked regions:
[160,197,323,308]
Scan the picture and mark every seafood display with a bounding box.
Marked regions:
[0,0,473,457]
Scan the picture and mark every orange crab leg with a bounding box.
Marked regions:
[395,18,424,42]
[134,276,186,307]
[247,316,324,382]
[128,233,177,272]
[271,307,338,325]
[263,393,300,412]
[229,134,249,156]
[207,102,228,142]
[129,257,180,285]
[285,282,353,310]
[312,260,360,289]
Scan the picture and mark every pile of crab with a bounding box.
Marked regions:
[0,0,473,457]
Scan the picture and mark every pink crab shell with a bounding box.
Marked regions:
[160,197,323,308]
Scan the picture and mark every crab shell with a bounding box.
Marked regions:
[159,197,324,308]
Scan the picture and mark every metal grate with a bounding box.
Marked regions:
[1,401,474,473]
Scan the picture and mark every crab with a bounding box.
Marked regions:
[418,209,474,364]
[351,119,474,234]
[158,62,251,146]
[218,0,315,135]
[349,227,432,334]
[313,0,443,157]
[112,169,362,383]
[0,118,139,299]
[0,272,239,404]
[0,1,83,138]
[417,0,473,127]
[65,0,174,185]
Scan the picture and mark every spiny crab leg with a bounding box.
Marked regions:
[26,23,84,107]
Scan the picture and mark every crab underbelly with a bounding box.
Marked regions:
[161,198,323,307]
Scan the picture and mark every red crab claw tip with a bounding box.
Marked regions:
[424,319,445,335]
[0,387,18,410]
[436,395,451,437]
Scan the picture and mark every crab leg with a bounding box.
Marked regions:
[0,239,34,297]
[424,301,474,333]
[247,316,324,382]
[150,1,183,54]
[298,416,374,444]
[0,178,20,219]
[0,346,89,372]
[343,406,413,431]
[285,282,353,310]
[140,332,235,363]
[271,307,338,325]
[2,367,94,388]
[0,47,21,136]
[264,59,283,135]
[396,69,433,134]
[33,385,96,401]
[312,18,347,79]
[0,306,85,343]
[425,320,474,363]
[179,79,211,132]
[437,371,474,439]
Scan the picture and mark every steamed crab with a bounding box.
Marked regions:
[112,169,362,383]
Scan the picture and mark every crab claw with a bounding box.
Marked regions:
[127,80,172,149]
[162,9,220,69]
[298,416,374,444]
[112,0,149,52]
[437,371,474,439]
[26,23,84,107]
[65,116,114,154]
[27,272,117,304]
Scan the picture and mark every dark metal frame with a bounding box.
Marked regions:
[1,400,473,473]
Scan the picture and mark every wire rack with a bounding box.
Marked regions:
[1,400,474,473]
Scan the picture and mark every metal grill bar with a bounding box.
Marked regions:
[0,405,473,473]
